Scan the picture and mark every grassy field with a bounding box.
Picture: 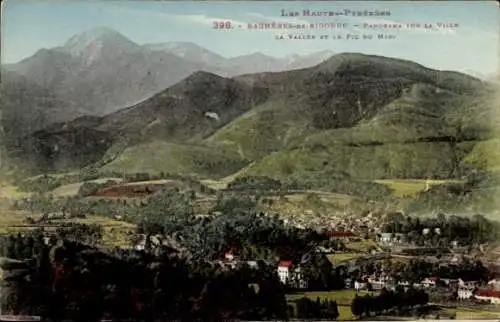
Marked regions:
[373,179,462,197]
[327,253,365,264]
[441,306,500,319]
[348,239,378,252]
[287,290,374,320]
[264,192,353,217]
[0,182,31,199]
[0,195,135,248]
[51,177,124,197]
[99,140,248,179]
[201,178,231,190]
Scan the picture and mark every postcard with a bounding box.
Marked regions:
[1,0,500,321]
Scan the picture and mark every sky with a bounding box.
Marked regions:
[2,0,499,75]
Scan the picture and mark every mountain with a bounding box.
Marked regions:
[142,43,334,75]
[284,50,335,69]
[4,27,208,117]
[143,41,227,66]
[10,71,269,173]
[2,27,336,134]
[12,53,495,182]
[207,53,492,180]
[59,26,140,62]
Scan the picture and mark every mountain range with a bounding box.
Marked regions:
[2,26,334,115]
[6,47,497,186]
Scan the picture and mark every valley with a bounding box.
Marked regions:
[0,24,499,321]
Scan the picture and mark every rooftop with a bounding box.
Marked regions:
[279,260,293,268]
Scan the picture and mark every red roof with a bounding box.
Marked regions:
[476,289,500,298]
[279,260,292,268]
[326,231,357,238]
[429,276,439,281]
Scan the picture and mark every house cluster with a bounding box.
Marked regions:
[378,232,408,246]
[353,274,478,293]
[352,273,500,305]
[377,228,463,249]
[218,251,259,270]
[458,277,500,304]
[284,211,381,235]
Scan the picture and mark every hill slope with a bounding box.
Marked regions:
[10,53,496,183]
[11,71,267,174]
[207,54,492,181]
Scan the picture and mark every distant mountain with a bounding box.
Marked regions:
[143,41,227,66]
[5,27,209,117]
[12,53,495,180]
[147,43,335,75]
[59,26,140,62]
[284,50,335,70]
[3,27,336,123]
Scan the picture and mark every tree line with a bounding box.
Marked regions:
[348,257,489,286]
[16,169,216,195]
[0,230,291,321]
[382,212,500,245]
[351,287,429,318]
[292,297,339,320]
[222,173,393,201]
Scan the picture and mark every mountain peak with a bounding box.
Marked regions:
[143,41,226,65]
[62,26,140,60]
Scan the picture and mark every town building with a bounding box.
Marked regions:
[421,277,438,288]
[440,278,459,287]
[378,232,406,245]
[457,288,474,300]
[326,231,358,242]
[354,280,367,291]
[488,278,500,290]
[224,251,235,261]
[277,260,308,289]
[475,289,500,304]
[459,278,478,289]
[247,261,259,269]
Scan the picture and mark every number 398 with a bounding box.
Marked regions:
[213,21,232,29]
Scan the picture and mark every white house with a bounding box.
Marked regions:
[355,280,367,291]
[379,232,406,245]
[421,277,438,288]
[224,251,235,261]
[277,261,308,289]
[457,288,474,300]
[379,233,393,244]
[292,266,308,289]
[277,260,292,284]
[488,278,500,290]
[459,278,478,289]
[441,278,459,287]
[247,261,259,269]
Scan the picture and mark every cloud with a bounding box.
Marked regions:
[102,3,246,29]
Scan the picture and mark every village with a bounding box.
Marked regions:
[187,209,500,313]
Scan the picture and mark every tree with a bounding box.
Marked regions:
[351,295,364,318]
